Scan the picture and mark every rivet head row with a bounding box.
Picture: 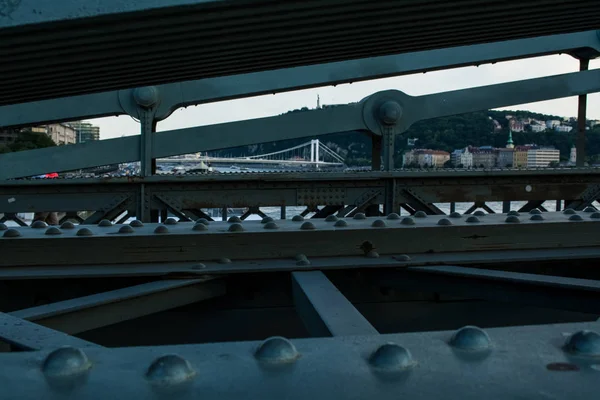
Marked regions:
[564,330,600,356]
[3,228,21,238]
[366,250,380,258]
[449,212,462,219]
[386,213,400,220]
[507,211,520,217]
[300,221,316,230]
[334,220,348,228]
[118,225,134,234]
[154,225,169,234]
[325,215,338,222]
[291,215,304,222]
[401,217,415,226]
[146,354,196,385]
[353,213,366,220]
[473,211,486,217]
[60,221,75,229]
[449,326,491,351]
[369,343,415,371]
[261,216,274,224]
[591,212,600,219]
[45,227,62,235]
[42,347,91,378]
[98,219,112,227]
[0,223,7,231]
[437,218,452,226]
[31,220,48,229]
[76,228,93,236]
[569,214,583,221]
[228,223,244,232]
[264,222,279,230]
[196,218,210,226]
[228,216,242,223]
[164,217,178,225]
[218,257,231,264]
[193,223,208,231]
[584,206,596,213]
[529,209,542,215]
[530,214,544,221]
[130,220,144,227]
[372,219,386,228]
[563,208,576,215]
[255,337,299,364]
[465,216,479,223]
[505,216,520,223]
[414,211,427,218]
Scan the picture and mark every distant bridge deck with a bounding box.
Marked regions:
[158,157,345,167]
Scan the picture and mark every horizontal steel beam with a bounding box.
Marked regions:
[0,312,99,350]
[292,271,378,337]
[373,266,600,314]
[2,212,599,267]
[2,29,599,127]
[11,278,226,334]
[3,68,600,180]
[0,321,597,399]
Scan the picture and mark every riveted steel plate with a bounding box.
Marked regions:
[297,188,347,206]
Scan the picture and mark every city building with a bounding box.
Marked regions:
[546,120,561,129]
[529,124,546,132]
[70,121,100,143]
[46,123,77,145]
[470,146,497,168]
[554,125,573,133]
[451,147,473,168]
[0,129,19,145]
[570,147,577,164]
[497,149,514,167]
[527,147,560,168]
[513,146,531,168]
[508,118,524,132]
[402,149,450,168]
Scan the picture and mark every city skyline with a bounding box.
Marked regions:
[91,54,600,140]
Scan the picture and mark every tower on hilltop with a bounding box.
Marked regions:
[506,129,515,149]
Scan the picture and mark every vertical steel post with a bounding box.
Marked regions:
[450,202,456,213]
[371,135,382,171]
[576,58,589,167]
[502,201,511,213]
[280,206,287,220]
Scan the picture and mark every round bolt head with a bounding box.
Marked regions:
[530,214,544,221]
[42,347,91,378]
[261,216,274,224]
[291,215,304,222]
[154,225,169,234]
[300,221,316,230]
[98,219,112,227]
[369,343,415,371]
[264,221,279,230]
[31,220,48,229]
[437,218,452,226]
[591,212,600,219]
[414,211,427,218]
[366,250,380,258]
[0,223,7,231]
[473,211,486,217]
[334,220,348,228]
[400,217,415,226]
[507,210,520,217]
[564,330,600,356]
[386,213,400,220]
[449,326,492,351]
[3,228,21,238]
[118,225,134,234]
[60,221,76,230]
[584,206,596,213]
[371,219,386,228]
[325,215,338,222]
[45,227,62,236]
[191,263,206,270]
[255,336,299,364]
[529,209,542,215]
[164,217,178,225]
[133,86,159,108]
[296,259,311,266]
[505,216,520,223]
[218,258,232,264]
[130,220,144,227]
[449,212,462,219]
[228,216,242,223]
[295,254,308,262]
[569,214,583,221]
[192,223,208,231]
[196,218,210,226]
[353,213,366,220]
[76,228,93,236]
[396,254,411,261]
[146,354,195,385]
[378,101,403,125]
[465,216,480,223]
[228,223,244,232]
[563,208,576,215]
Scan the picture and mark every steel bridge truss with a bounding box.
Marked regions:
[1,2,600,398]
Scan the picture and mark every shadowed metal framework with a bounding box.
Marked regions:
[1,1,600,398]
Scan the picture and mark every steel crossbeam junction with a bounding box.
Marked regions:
[1,1,600,398]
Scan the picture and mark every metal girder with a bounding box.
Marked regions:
[3,68,600,180]
[292,271,378,337]
[1,169,599,215]
[11,278,225,335]
[2,29,599,128]
[0,312,99,351]
[373,266,600,314]
[0,321,598,399]
[2,212,600,267]
[2,0,600,109]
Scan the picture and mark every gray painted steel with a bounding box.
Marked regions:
[0,321,597,399]
[292,271,378,337]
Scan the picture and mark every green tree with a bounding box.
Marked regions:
[1,128,56,153]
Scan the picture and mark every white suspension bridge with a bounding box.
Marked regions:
[159,139,346,168]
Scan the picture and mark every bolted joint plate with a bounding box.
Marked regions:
[361,90,412,135]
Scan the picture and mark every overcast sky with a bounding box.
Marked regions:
[92,55,600,140]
